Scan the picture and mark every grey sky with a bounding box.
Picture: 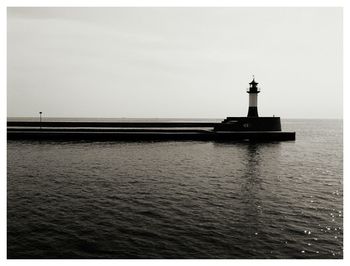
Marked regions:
[7,7,342,119]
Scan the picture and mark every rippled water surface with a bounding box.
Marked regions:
[7,119,343,258]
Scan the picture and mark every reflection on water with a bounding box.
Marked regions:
[7,120,342,258]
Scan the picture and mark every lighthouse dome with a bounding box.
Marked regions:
[249,79,259,86]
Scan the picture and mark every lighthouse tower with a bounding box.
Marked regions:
[213,76,287,135]
[247,77,260,117]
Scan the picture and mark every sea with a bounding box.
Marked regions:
[7,119,343,259]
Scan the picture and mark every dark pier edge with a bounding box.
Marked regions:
[7,117,296,142]
[7,121,218,128]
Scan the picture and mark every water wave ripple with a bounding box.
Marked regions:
[7,119,342,258]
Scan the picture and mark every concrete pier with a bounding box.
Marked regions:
[7,121,295,141]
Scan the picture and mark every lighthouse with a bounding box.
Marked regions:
[213,75,290,137]
[247,77,260,117]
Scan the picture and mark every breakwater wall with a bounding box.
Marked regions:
[7,119,295,141]
[7,121,217,128]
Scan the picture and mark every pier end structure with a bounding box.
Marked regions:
[214,78,284,132]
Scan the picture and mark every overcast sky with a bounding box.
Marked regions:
[7,7,342,119]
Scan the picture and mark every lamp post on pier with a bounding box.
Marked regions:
[39,112,42,129]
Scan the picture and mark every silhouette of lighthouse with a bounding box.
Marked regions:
[247,77,260,117]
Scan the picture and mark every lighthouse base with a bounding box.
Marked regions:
[247,107,259,117]
[213,117,282,131]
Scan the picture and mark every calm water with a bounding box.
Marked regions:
[7,119,343,259]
